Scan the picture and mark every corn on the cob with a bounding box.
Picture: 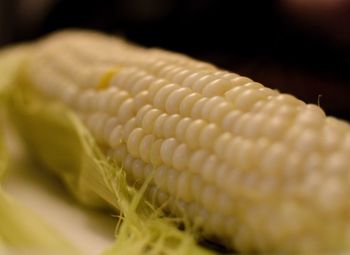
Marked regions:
[10,30,350,253]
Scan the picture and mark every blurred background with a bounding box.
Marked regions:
[1,0,350,119]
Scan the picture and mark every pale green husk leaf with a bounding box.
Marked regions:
[0,47,80,255]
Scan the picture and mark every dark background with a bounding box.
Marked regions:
[1,0,350,119]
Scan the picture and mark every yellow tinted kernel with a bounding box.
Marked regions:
[160,138,178,167]
[242,113,265,138]
[175,117,192,142]
[148,79,168,99]
[199,123,220,150]
[261,116,289,140]
[214,133,232,158]
[134,88,149,106]
[150,60,167,74]
[297,104,326,127]
[153,83,179,110]
[282,150,304,179]
[172,143,190,171]
[213,70,239,80]
[159,64,176,77]
[191,98,208,119]
[231,76,253,87]
[234,89,266,111]
[192,75,216,93]
[251,138,271,165]
[225,86,247,103]
[123,70,147,91]
[201,97,225,120]
[189,149,210,174]
[135,104,152,125]
[152,113,166,138]
[221,110,242,132]
[165,87,192,114]
[185,119,206,149]
[109,124,123,148]
[202,79,230,97]
[235,114,254,137]
[103,117,119,142]
[209,102,232,124]
[317,177,345,213]
[322,125,342,153]
[130,75,155,95]
[163,114,181,138]
[163,66,183,80]
[142,108,162,133]
[171,69,193,84]
[123,117,137,140]
[259,99,280,115]
[127,127,144,157]
[139,134,154,163]
[183,72,208,88]
[274,94,304,107]
[325,152,349,175]
[293,128,320,154]
[235,139,254,170]
[150,139,163,166]
[260,143,288,173]
[179,93,202,116]
[303,152,322,173]
[117,98,136,123]
[257,87,278,97]
[238,83,262,91]
[225,137,244,168]
[109,67,136,88]
[202,155,219,182]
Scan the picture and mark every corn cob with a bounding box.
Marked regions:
[10,30,350,253]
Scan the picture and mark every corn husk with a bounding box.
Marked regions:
[0,47,81,255]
